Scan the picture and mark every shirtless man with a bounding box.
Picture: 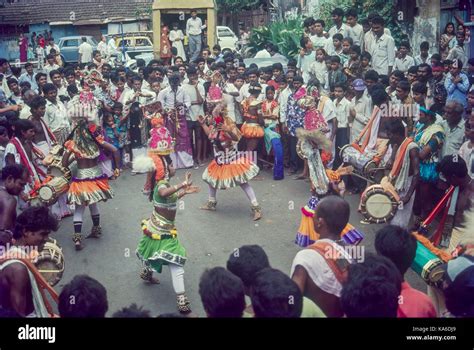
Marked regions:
[0,164,28,247]
[0,206,58,317]
[290,196,353,317]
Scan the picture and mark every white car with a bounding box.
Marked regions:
[217,26,238,52]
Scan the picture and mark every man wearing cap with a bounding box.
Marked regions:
[349,79,372,143]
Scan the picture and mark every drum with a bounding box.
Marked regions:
[411,241,446,288]
[340,144,373,176]
[34,238,65,287]
[360,184,399,223]
[43,144,72,180]
[38,176,70,206]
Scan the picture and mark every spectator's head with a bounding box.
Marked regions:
[334,82,346,99]
[361,51,371,67]
[250,268,303,318]
[30,95,47,118]
[49,69,62,87]
[417,63,432,82]
[303,17,315,31]
[349,44,361,59]
[389,70,405,89]
[2,164,28,196]
[444,256,474,317]
[0,125,8,147]
[456,30,465,45]
[313,19,325,34]
[375,225,417,276]
[300,36,313,50]
[330,55,341,70]
[407,65,418,84]
[67,84,79,98]
[113,304,151,318]
[444,100,464,126]
[466,111,474,142]
[0,58,9,73]
[364,69,379,91]
[332,33,343,49]
[384,118,406,146]
[331,8,344,25]
[314,195,350,239]
[292,75,304,91]
[82,36,87,43]
[25,62,34,74]
[371,15,385,37]
[13,206,58,252]
[13,119,35,141]
[444,22,455,35]
[411,81,427,104]
[199,267,245,318]
[226,245,270,294]
[341,254,402,317]
[398,41,410,57]
[345,8,358,26]
[450,58,463,75]
[42,83,58,102]
[430,53,442,67]
[191,9,197,18]
[437,155,469,187]
[59,275,108,317]
[420,41,430,56]
[7,78,19,94]
[371,87,389,107]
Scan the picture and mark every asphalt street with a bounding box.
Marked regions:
[51,166,426,317]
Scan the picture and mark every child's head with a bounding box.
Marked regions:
[113,102,123,115]
[468,89,474,108]
[411,82,427,104]
[332,33,343,49]
[407,66,418,84]
[334,82,346,99]
[325,56,332,69]
[46,54,55,65]
[420,41,429,57]
[361,51,371,67]
[316,48,327,62]
[272,63,283,78]
[275,76,287,90]
[300,36,313,50]
[265,85,275,100]
[104,114,114,126]
[398,41,410,57]
[234,75,245,89]
[342,37,353,54]
[350,45,361,60]
[150,79,161,93]
[430,53,441,67]
[330,55,341,70]
[0,125,9,146]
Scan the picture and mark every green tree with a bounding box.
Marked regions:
[216,0,262,28]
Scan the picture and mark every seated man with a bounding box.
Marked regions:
[341,254,402,317]
[291,196,353,317]
[198,267,245,318]
[0,164,28,247]
[375,225,436,317]
[0,206,58,317]
[251,268,303,318]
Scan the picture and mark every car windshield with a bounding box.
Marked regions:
[89,37,99,45]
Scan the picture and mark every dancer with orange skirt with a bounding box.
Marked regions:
[241,83,264,153]
[62,101,121,251]
[198,103,262,221]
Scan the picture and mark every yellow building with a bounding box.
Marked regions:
[152,0,217,58]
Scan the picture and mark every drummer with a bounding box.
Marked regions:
[384,119,420,229]
[0,206,59,317]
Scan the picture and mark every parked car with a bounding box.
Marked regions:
[217,26,238,52]
[106,32,154,60]
[57,36,98,64]
[243,56,289,72]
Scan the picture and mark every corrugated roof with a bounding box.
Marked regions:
[0,0,153,25]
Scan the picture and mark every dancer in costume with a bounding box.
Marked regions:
[199,103,262,221]
[133,125,199,314]
[241,83,264,152]
[62,92,120,251]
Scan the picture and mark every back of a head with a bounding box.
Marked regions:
[316,195,350,235]
[199,267,245,318]
[375,225,417,276]
[341,254,402,317]
[251,268,303,318]
[226,245,270,288]
[112,303,151,318]
[59,275,108,318]
[437,154,468,179]
[14,206,58,240]
[445,264,474,317]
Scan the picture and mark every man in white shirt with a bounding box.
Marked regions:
[393,41,415,73]
[45,38,60,56]
[364,13,392,54]
[78,37,93,64]
[97,35,108,60]
[350,79,372,143]
[43,83,70,144]
[18,63,38,92]
[447,31,468,69]
[346,8,364,47]
[414,41,431,66]
[240,68,266,101]
[186,9,206,62]
[333,83,351,169]
[310,19,330,50]
[0,58,11,97]
[182,67,205,167]
[291,196,354,317]
[326,8,350,56]
[369,16,395,76]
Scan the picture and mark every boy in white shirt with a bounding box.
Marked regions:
[394,41,415,73]
[333,82,351,169]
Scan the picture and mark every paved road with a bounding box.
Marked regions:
[51,166,426,317]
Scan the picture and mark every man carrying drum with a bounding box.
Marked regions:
[384,119,420,228]
[0,206,59,317]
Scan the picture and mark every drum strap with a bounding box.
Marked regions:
[422,186,455,246]
[390,138,414,179]
[0,257,59,317]
[356,106,380,151]
[307,242,349,284]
